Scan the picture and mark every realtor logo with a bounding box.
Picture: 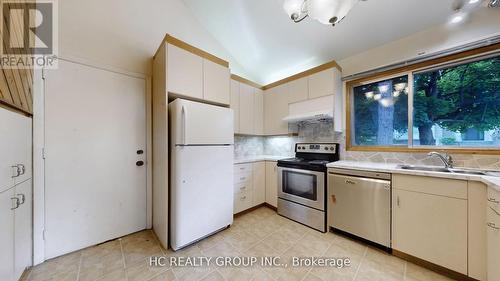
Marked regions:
[0,0,58,68]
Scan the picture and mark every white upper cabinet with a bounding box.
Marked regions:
[203,59,230,105]
[308,68,335,99]
[239,83,254,135]
[167,44,203,99]
[264,84,289,135]
[288,77,308,103]
[253,88,264,135]
[230,80,240,134]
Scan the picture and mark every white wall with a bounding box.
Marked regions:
[338,8,500,77]
[58,0,252,78]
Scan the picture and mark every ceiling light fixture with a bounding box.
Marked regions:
[283,0,365,26]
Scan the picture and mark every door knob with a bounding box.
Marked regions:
[136,161,144,166]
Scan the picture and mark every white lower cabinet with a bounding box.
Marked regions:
[487,187,500,281]
[392,175,468,275]
[0,179,32,281]
[0,187,15,281]
[265,161,278,208]
[233,161,270,214]
[14,179,32,279]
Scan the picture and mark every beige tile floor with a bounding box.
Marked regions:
[24,207,454,281]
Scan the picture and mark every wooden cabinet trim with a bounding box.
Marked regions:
[155,34,229,68]
[231,74,263,90]
[262,60,341,90]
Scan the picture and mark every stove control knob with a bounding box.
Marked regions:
[298,147,301,150]
[330,147,335,151]
[324,147,328,150]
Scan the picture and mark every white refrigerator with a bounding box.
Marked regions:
[169,99,234,251]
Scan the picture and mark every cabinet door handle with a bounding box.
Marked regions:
[397,196,400,207]
[488,198,500,204]
[11,166,21,178]
[11,197,20,210]
[240,186,246,190]
[489,206,500,217]
[487,222,500,230]
[240,177,246,181]
[17,164,25,175]
[17,194,25,205]
[240,196,246,200]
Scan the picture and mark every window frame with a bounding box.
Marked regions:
[345,44,500,155]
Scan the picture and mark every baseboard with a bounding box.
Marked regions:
[234,203,277,217]
[392,250,477,281]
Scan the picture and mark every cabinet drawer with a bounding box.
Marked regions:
[234,181,252,194]
[234,163,253,174]
[234,172,252,184]
[393,174,467,199]
[234,190,253,214]
[487,187,500,214]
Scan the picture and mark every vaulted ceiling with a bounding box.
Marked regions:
[182,0,460,84]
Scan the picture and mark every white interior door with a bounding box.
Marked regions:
[44,60,147,259]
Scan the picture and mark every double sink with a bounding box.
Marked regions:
[398,165,500,177]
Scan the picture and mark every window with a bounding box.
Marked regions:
[348,53,500,151]
[352,76,408,146]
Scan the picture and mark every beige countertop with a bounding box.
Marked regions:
[234,155,290,164]
[327,160,500,192]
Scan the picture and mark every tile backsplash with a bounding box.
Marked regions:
[235,120,500,170]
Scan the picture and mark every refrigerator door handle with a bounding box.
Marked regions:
[181,105,187,145]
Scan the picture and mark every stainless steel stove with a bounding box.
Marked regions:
[277,143,340,232]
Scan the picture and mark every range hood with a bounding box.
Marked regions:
[283,95,334,123]
[283,110,333,123]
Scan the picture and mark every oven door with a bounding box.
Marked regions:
[278,167,325,211]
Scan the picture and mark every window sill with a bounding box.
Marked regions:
[347,146,500,155]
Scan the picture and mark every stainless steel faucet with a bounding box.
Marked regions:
[428,152,454,168]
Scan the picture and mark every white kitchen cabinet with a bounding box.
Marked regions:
[288,77,308,103]
[468,181,487,281]
[0,187,15,281]
[264,84,289,135]
[253,88,264,135]
[253,162,266,205]
[167,44,203,99]
[308,68,334,99]
[234,163,254,214]
[203,59,230,105]
[14,179,32,280]
[0,109,29,193]
[0,179,32,281]
[392,176,468,275]
[239,83,255,135]
[230,80,240,134]
[487,187,500,281]
[265,161,278,208]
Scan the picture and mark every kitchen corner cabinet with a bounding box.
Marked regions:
[392,175,468,275]
[487,187,500,281]
[265,161,278,208]
[264,84,289,135]
[253,89,264,135]
[230,78,264,136]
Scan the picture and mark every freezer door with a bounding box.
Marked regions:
[170,145,233,250]
[169,99,234,145]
